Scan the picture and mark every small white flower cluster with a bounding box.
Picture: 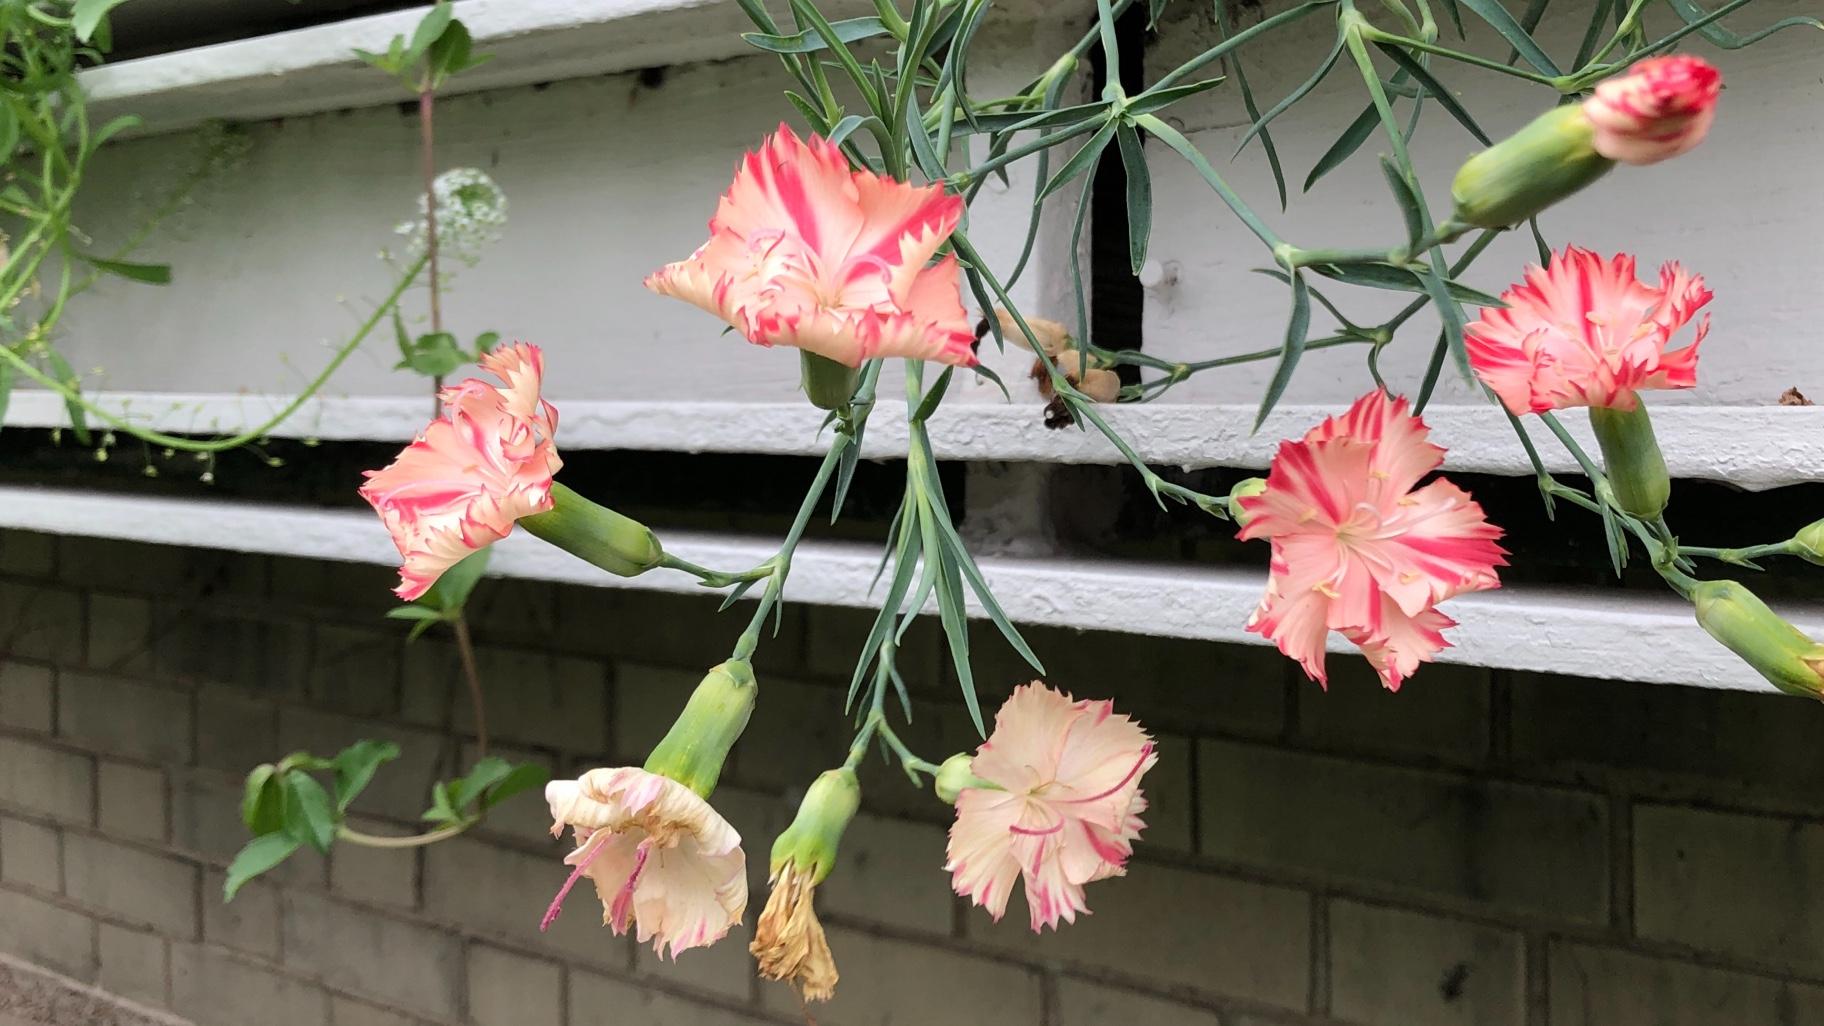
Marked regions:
[395,167,508,266]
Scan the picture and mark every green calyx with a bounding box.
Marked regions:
[933,753,997,805]
[519,481,664,577]
[1792,519,1824,566]
[1589,402,1671,520]
[800,351,862,413]
[769,768,862,885]
[1692,580,1824,699]
[1450,105,1614,230]
[1228,477,1268,528]
[643,660,759,798]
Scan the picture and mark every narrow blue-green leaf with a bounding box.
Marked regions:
[1256,272,1311,429]
[1419,255,1473,381]
[1414,329,1451,412]
[826,114,872,148]
[1506,0,1554,65]
[848,521,922,708]
[1234,34,1344,156]
[1379,157,1425,250]
[1306,262,1503,307]
[1135,113,1281,248]
[906,95,946,180]
[1662,0,1821,47]
[783,91,831,135]
[1302,101,1378,192]
[385,606,443,622]
[1122,77,1226,117]
[224,834,301,901]
[1371,43,1491,144]
[1038,117,1117,201]
[989,101,1114,134]
[1115,123,1152,275]
[931,514,1043,675]
[1571,0,1614,67]
[1458,0,1562,75]
[934,537,982,737]
[913,367,955,424]
[1528,218,1552,264]
[1440,0,1467,37]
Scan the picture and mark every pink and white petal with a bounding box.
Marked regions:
[1345,601,1456,692]
[845,174,963,305]
[1363,479,1507,614]
[630,838,748,958]
[946,789,1028,922]
[710,126,863,259]
[970,684,1081,792]
[574,829,649,932]
[1247,558,1335,686]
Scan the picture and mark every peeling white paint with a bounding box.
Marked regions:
[1,484,1813,693]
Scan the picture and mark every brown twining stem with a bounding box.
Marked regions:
[419,84,444,415]
[450,613,489,757]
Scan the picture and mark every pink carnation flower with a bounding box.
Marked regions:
[945,683,1156,931]
[1583,55,1722,166]
[1238,391,1507,691]
[1465,247,1712,415]
[359,343,561,600]
[541,767,747,960]
[646,125,976,368]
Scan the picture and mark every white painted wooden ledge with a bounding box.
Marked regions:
[7,391,1819,489]
[2,483,1815,694]
[81,0,1061,136]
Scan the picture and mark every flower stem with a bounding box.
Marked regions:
[450,613,488,758]
[419,83,445,415]
[336,822,468,849]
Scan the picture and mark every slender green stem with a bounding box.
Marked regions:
[336,822,468,849]
[0,253,428,452]
[450,614,488,758]
[658,552,776,588]
[1679,540,1803,564]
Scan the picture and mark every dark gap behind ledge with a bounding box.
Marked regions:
[4,428,1822,600]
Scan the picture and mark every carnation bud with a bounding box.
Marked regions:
[1450,105,1614,229]
[519,482,664,578]
[1583,56,1721,166]
[1588,402,1670,519]
[1228,477,1269,527]
[1692,580,1824,699]
[1792,519,1824,566]
[800,351,861,412]
[933,753,994,804]
[643,660,757,797]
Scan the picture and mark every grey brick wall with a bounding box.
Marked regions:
[1,529,1822,1025]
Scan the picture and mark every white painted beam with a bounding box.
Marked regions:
[8,391,1819,489]
[1,484,1812,693]
[80,0,1064,136]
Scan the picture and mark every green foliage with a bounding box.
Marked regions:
[225,739,543,902]
[392,310,499,380]
[354,1,491,92]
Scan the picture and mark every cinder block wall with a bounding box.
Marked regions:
[3,527,1823,1026]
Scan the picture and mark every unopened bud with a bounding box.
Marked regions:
[770,769,861,884]
[1589,402,1670,519]
[933,753,994,804]
[1792,519,1824,566]
[1228,477,1269,527]
[1450,105,1613,229]
[800,351,861,413]
[1693,580,1824,699]
[520,482,664,577]
[643,660,757,796]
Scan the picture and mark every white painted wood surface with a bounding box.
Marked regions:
[1141,0,1824,408]
[3,482,1814,693]
[9,391,1822,489]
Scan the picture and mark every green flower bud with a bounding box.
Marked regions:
[643,661,758,797]
[519,482,664,577]
[1692,580,1824,699]
[933,753,996,805]
[1793,519,1824,566]
[1589,403,1670,520]
[770,769,861,885]
[1228,477,1269,528]
[800,351,861,413]
[1450,105,1615,229]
